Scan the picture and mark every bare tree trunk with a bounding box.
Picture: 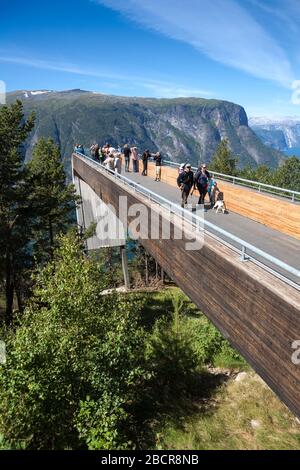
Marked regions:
[14,274,23,313]
[107,247,113,268]
[49,216,54,257]
[5,247,14,325]
[161,267,165,284]
[121,246,130,290]
[145,253,149,285]
[155,261,159,280]
[49,217,54,246]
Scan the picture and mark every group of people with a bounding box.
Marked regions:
[123,145,162,181]
[75,143,123,173]
[75,142,163,180]
[74,143,222,210]
[177,162,220,209]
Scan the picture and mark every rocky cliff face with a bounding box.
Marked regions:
[6,90,284,175]
[250,117,300,152]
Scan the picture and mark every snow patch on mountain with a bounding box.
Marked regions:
[31,90,51,95]
[23,90,52,98]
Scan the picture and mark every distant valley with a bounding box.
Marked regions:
[249,117,300,158]
[5,89,285,177]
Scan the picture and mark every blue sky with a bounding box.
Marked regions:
[0,0,300,117]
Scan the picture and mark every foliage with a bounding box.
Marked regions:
[128,242,163,287]
[145,291,199,399]
[238,156,300,193]
[271,156,300,191]
[0,433,25,450]
[0,100,35,322]
[0,231,147,449]
[27,138,78,263]
[239,164,272,183]
[179,315,246,368]
[210,139,239,176]
[0,105,79,321]
[0,270,248,450]
[141,289,246,369]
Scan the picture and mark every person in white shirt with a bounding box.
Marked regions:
[104,154,115,171]
[114,153,122,174]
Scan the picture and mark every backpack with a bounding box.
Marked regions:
[196,171,208,188]
[182,172,191,185]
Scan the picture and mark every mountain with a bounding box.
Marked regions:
[250,117,300,155]
[5,90,285,176]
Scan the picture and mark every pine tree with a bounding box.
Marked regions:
[272,157,300,192]
[210,139,238,176]
[0,100,35,323]
[27,138,78,263]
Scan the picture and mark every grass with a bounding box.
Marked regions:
[137,287,300,450]
[158,372,300,450]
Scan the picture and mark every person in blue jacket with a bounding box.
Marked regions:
[74,144,85,155]
[208,178,220,208]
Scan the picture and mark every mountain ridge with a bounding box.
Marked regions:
[5,89,285,176]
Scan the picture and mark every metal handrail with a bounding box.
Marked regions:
[163,160,300,202]
[74,151,300,287]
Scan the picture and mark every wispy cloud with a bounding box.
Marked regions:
[0,55,128,81]
[246,0,300,36]
[142,83,212,98]
[0,54,214,98]
[95,0,294,86]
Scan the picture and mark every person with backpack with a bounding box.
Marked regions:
[194,165,209,206]
[201,163,211,179]
[99,147,106,164]
[76,144,85,155]
[123,144,131,172]
[177,163,194,208]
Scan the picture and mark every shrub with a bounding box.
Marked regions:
[145,292,199,400]
[0,231,146,449]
